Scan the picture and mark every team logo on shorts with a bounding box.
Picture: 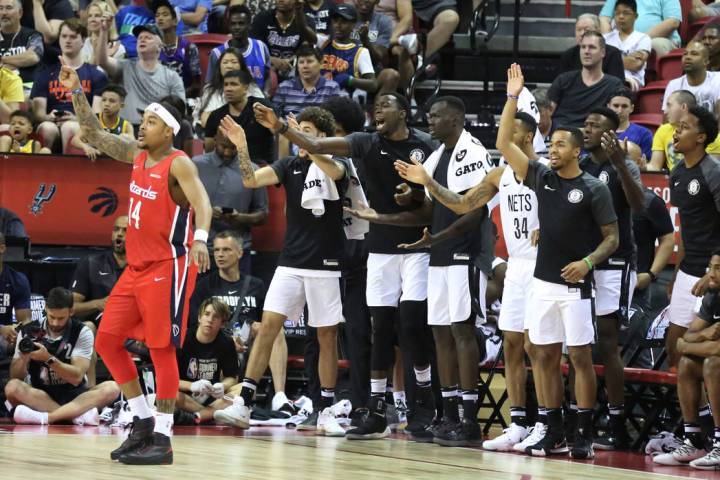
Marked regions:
[409,149,426,163]
[598,171,609,184]
[688,179,701,196]
[455,149,467,162]
[172,324,180,338]
[567,189,584,203]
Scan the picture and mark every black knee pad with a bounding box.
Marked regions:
[370,306,396,371]
[398,300,433,366]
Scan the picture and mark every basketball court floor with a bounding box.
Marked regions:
[1,424,715,479]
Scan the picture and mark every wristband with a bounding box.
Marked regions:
[647,271,657,282]
[506,93,520,100]
[278,120,289,135]
[71,87,84,96]
[582,256,593,270]
[194,229,209,243]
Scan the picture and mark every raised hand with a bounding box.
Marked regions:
[395,158,430,186]
[344,204,379,222]
[398,227,434,250]
[58,56,81,91]
[600,131,626,166]
[253,102,282,133]
[507,63,524,98]
[219,115,248,148]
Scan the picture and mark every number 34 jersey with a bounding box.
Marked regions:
[498,158,547,261]
[126,150,194,269]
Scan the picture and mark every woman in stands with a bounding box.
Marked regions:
[82,1,125,65]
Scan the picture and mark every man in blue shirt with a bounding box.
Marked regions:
[0,232,32,358]
[607,89,653,160]
[115,0,154,58]
[599,0,682,57]
[171,0,213,34]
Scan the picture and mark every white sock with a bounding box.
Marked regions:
[154,412,173,437]
[370,378,387,396]
[127,395,153,420]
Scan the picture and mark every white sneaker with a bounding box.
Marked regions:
[653,439,707,466]
[513,422,547,452]
[72,408,99,426]
[690,443,720,470]
[645,431,685,456]
[483,423,528,451]
[213,396,250,429]
[317,408,346,437]
[13,405,49,425]
[271,391,291,412]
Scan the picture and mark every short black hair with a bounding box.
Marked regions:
[322,97,365,134]
[554,126,584,148]
[432,96,466,116]
[101,83,127,99]
[296,42,322,62]
[671,89,697,109]
[224,68,253,85]
[9,109,34,126]
[614,0,637,13]
[297,107,337,137]
[688,105,719,147]
[608,88,635,104]
[46,287,74,309]
[228,4,251,17]
[711,246,720,258]
[589,106,620,130]
[515,111,538,134]
[158,96,185,120]
[379,92,411,122]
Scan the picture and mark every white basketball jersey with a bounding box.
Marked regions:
[498,159,546,260]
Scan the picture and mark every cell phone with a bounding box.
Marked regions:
[221,207,234,214]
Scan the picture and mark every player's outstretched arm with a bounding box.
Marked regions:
[498,63,529,180]
[344,199,432,226]
[219,115,279,188]
[399,207,487,250]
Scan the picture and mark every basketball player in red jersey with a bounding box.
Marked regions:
[59,61,212,465]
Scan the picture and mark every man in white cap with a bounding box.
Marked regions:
[57,60,212,466]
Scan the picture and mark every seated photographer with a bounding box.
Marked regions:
[5,287,120,425]
[175,298,239,424]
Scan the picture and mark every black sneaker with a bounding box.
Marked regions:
[565,410,578,446]
[297,411,318,431]
[593,432,631,451]
[410,417,447,443]
[173,409,198,426]
[570,434,595,459]
[119,432,173,465]
[434,417,481,447]
[350,408,369,427]
[405,397,436,436]
[526,430,569,457]
[110,416,155,460]
[345,409,390,440]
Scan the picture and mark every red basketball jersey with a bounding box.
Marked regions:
[125,150,194,269]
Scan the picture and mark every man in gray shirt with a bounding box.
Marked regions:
[193,130,269,274]
[94,22,185,127]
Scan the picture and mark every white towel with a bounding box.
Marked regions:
[300,158,369,240]
[423,129,492,194]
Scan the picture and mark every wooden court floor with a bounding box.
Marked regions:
[0,425,716,479]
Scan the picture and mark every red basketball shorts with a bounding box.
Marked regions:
[99,256,198,348]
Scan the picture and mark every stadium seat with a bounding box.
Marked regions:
[630,113,664,134]
[185,33,230,81]
[689,18,712,42]
[679,0,694,42]
[635,80,669,114]
[655,48,683,80]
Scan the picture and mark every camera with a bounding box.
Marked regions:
[17,321,46,354]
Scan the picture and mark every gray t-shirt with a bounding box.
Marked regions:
[193,152,269,249]
[352,12,393,48]
[117,58,186,125]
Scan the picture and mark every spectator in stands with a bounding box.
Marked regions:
[31,19,108,152]
[0,208,26,237]
[701,23,720,72]
[250,0,317,82]
[352,0,393,66]
[690,0,720,22]
[0,0,43,85]
[274,42,347,117]
[197,47,263,129]
[96,84,134,138]
[305,0,333,38]
[172,0,213,34]
[82,0,125,65]
[549,30,624,129]
[114,0,153,58]
[154,0,201,98]
[0,67,24,124]
[603,0,651,91]
[203,69,276,162]
[0,231,30,359]
[96,22,186,129]
[207,4,270,95]
[653,251,720,469]
[174,297,239,424]
[662,41,720,116]
[194,132,269,271]
[560,14,625,81]
[381,0,414,88]
[599,0,681,57]
[5,287,120,425]
[607,89,653,160]
[23,0,74,44]
[532,87,552,143]
[410,0,458,65]
[0,110,51,153]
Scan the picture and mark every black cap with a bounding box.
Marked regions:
[132,24,163,39]
[152,0,177,18]
[331,4,357,22]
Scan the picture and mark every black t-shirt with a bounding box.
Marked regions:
[559,44,626,82]
[204,97,276,163]
[305,0,333,35]
[177,327,239,384]
[0,26,44,83]
[271,155,349,270]
[250,9,316,61]
[670,155,720,277]
[188,270,266,328]
[430,149,484,266]
[0,266,31,325]
[524,161,617,288]
[70,250,125,321]
[633,188,674,274]
[21,0,73,29]
[580,155,642,267]
[346,128,440,254]
[698,291,720,324]
[548,71,624,128]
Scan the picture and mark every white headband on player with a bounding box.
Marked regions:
[144,102,181,135]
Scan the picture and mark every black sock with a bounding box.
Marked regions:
[510,406,528,428]
[538,406,548,425]
[700,404,714,436]
[320,387,335,410]
[608,403,626,433]
[441,386,459,421]
[685,422,705,449]
[547,408,563,435]
[577,408,593,438]
[240,378,257,405]
[462,389,479,421]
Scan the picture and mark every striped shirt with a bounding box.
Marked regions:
[273,76,348,116]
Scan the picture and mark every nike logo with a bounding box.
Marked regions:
[714,314,720,319]
[98,271,110,276]
[150,173,161,179]
[293,170,302,174]
[154,277,165,282]
[228,290,237,295]
[501,182,511,187]
[544,185,556,191]
[133,165,139,170]
[674,181,680,187]
[380,150,388,155]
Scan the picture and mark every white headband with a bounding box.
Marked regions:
[145,102,181,135]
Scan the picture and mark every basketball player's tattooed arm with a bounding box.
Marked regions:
[345,198,432,226]
[220,116,280,188]
[498,63,530,180]
[399,207,487,249]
